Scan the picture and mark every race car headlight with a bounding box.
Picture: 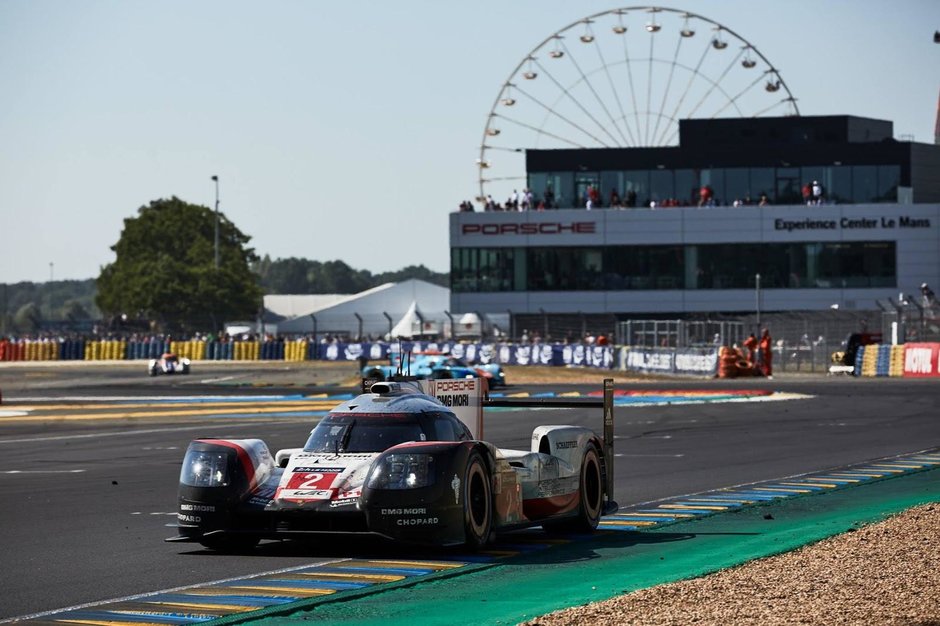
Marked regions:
[180,450,230,487]
[367,453,435,490]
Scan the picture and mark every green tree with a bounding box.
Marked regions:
[254,257,448,294]
[13,303,41,333]
[96,196,263,333]
[62,299,91,324]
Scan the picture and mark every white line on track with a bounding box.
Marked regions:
[7,394,299,402]
[0,422,272,445]
[0,557,352,624]
[1,469,86,474]
[616,453,685,458]
[199,375,236,383]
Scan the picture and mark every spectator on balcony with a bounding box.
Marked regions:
[812,180,824,205]
[698,185,714,207]
[610,189,622,208]
[543,187,555,208]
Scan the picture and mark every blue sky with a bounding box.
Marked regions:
[1,0,937,283]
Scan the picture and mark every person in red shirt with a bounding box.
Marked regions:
[757,328,773,377]
[698,185,713,207]
[743,333,758,369]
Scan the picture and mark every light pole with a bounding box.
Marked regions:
[211,175,220,269]
[755,273,762,333]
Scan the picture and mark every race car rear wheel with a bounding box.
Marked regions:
[544,443,603,533]
[198,533,260,553]
[575,444,604,531]
[366,369,385,381]
[463,451,492,548]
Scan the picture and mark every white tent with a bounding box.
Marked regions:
[389,301,420,339]
[274,279,449,338]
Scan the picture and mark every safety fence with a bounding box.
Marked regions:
[0,338,614,369]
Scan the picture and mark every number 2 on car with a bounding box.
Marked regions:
[288,472,338,490]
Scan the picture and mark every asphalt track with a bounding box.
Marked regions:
[0,365,938,622]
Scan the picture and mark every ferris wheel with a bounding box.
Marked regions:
[477,6,799,203]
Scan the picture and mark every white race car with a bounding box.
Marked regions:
[167,378,616,551]
[149,352,191,376]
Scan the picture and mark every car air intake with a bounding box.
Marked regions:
[370,382,400,395]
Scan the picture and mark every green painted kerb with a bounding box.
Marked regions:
[230,469,940,626]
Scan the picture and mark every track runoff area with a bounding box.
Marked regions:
[3,381,938,625]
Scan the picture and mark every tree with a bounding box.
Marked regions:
[13,303,41,333]
[62,299,91,324]
[96,197,263,333]
[253,257,448,294]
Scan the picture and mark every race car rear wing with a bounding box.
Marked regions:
[484,378,616,516]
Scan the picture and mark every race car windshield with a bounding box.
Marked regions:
[303,414,427,454]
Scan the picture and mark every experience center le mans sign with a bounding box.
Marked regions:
[774,215,931,232]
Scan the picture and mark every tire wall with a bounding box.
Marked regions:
[855,343,935,377]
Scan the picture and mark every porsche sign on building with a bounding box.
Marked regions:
[450,115,940,316]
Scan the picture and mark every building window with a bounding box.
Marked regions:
[451,248,516,293]
[723,168,751,205]
[623,170,650,207]
[454,241,895,292]
[876,165,900,203]
[852,165,878,203]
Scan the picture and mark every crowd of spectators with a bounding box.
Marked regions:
[458,184,779,212]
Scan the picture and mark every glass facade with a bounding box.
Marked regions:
[452,242,896,292]
[526,165,902,208]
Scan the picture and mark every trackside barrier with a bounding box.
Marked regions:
[619,346,719,377]
[82,340,128,360]
[856,343,926,377]
[902,343,940,377]
[169,340,206,361]
[0,338,616,369]
[889,345,905,377]
[860,344,878,377]
[284,340,307,362]
[853,345,865,376]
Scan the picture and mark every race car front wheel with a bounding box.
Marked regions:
[463,451,492,548]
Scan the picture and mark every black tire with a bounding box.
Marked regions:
[366,369,385,381]
[463,451,492,548]
[198,533,260,553]
[544,444,603,533]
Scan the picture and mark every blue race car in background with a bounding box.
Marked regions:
[362,352,506,388]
